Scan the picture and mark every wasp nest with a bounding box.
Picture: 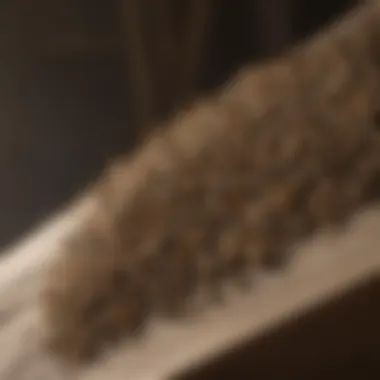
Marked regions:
[41,2,380,364]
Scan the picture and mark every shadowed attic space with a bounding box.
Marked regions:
[0,2,379,380]
[0,58,133,249]
[0,0,356,250]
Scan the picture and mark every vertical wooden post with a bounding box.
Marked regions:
[176,0,214,107]
[117,0,156,135]
[253,0,293,56]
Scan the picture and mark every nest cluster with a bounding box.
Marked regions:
[41,2,380,364]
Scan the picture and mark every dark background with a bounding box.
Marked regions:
[175,277,380,380]
[0,0,357,249]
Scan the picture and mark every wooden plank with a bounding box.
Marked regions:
[0,195,378,380]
